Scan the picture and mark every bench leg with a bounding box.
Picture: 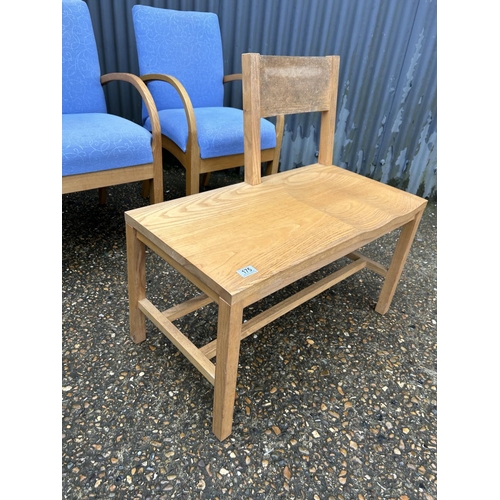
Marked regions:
[212,299,244,441]
[126,223,147,343]
[375,208,425,314]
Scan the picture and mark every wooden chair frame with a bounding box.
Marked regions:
[62,73,164,205]
[140,73,284,196]
[125,54,427,441]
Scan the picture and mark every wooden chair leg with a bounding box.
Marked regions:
[375,208,425,314]
[186,171,201,195]
[186,158,201,196]
[150,179,164,205]
[98,187,106,205]
[141,180,150,199]
[126,223,147,343]
[202,172,211,187]
[212,299,244,441]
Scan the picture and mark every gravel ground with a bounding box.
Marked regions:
[62,162,437,499]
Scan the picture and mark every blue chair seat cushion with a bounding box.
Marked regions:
[62,113,154,176]
[143,107,276,159]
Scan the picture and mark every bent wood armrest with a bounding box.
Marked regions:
[100,73,161,154]
[139,72,283,177]
[141,73,200,158]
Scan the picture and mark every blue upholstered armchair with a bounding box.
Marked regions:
[132,5,284,196]
[62,0,163,204]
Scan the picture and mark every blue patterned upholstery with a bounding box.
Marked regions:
[62,114,154,176]
[133,5,276,160]
[62,0,106,115]
[62,0,153,177]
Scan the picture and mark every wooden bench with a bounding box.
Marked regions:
[124,53,428,441]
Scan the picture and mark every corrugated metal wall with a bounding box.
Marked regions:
[84,0,437,199]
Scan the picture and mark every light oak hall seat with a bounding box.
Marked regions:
[124,53,428,441]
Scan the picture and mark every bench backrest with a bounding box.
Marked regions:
[242,53,340,186]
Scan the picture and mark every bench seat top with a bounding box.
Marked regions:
[125,163,426,304]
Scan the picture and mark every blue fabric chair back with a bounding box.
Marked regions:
[62,0,107,115]
[133,6,225,122]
